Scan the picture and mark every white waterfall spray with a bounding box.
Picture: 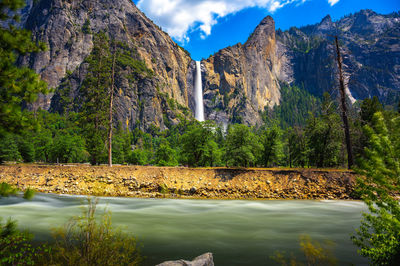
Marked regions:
[194,61,205,121]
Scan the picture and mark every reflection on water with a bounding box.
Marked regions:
[0,194,368,265]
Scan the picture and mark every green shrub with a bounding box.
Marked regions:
[0,218,48,265]
[82,19,91,34]
[0,183,18,197]
[17,136,35,163]
[48,197,142,265]
[128,149,150,165]
[23,188,36,200]
[271,235,336,266]
[0,134,21,163]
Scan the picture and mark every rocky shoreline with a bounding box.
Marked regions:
[0,164,358,200]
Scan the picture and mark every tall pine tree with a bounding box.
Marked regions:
[79,33,111,165]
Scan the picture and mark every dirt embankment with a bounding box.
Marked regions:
[0,165,358,200]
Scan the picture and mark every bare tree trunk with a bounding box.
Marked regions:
[334,36,354,169]
[108,42,116,167]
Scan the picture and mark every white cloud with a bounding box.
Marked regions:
[137,0,303,42]
[328,0,339,6]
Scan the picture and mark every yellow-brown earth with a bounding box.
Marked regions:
[0,164,357,200]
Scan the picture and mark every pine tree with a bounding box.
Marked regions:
[259,125,282,167]
[352,111,400,265]
[79,33,112,165]
[224,124,260,167]
[360,96,383,125]
[180,121,221,167]
[0,0,48,135]
[306,93,342,168]
[286,126,307,168]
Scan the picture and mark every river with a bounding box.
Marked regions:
[0,194,368,265]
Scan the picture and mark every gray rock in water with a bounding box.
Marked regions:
[156,252,214,266]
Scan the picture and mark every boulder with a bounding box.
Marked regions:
[157,253,214,266]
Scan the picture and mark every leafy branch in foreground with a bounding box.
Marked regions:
[0,218,49,266]
[0,0,48,135]
[352,111,400,265]
[48,197,142,266]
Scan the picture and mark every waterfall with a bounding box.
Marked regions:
[194,61,205,121]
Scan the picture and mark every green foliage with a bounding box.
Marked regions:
[0,0,48,135]
[224,124,260,167]
[76,35,155,165]
[115,41,153,79]
[49,197,142,265]
[0,218,48,266]
[128,149,150,165]
[271,235,336,266]
[82,19,91,34]
[180,121,222,167]
[360,96,383,126]
[50,133,88,163]
[305,93,343,168]
[286,127,307,168]
[352,111,400,265]
[23,188,36,200]
[0,183,18,197]
[79,33,112,164]
[154,139,178,166]
[111,124,132,164]
[0,133,21,163]
[259,125,283,167]
[16,135,35,162]
[32,129,53,162]
[263,85,321,128]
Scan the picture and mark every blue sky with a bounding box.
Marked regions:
[132,0,400,60]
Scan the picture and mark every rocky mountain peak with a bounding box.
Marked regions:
[358,9,377,17]
[259,15,275,26]
[317,14,333,31]
[320,14,332,23]
[245,15,275,48]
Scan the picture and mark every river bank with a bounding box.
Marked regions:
[0,164,357,200]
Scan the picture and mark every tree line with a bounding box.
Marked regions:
[1,92,398,170]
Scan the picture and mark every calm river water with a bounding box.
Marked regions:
[0,194,368,265]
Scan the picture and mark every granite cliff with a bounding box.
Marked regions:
[276,10,400,105]
[202,10,400,125]
[201,16,291,126]
[16,0,400,129]
[20,0,195,131]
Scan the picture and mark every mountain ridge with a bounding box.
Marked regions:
[201,8,400,125]
[16,1,400,130]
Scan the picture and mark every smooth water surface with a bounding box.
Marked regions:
[0,194,368,265]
